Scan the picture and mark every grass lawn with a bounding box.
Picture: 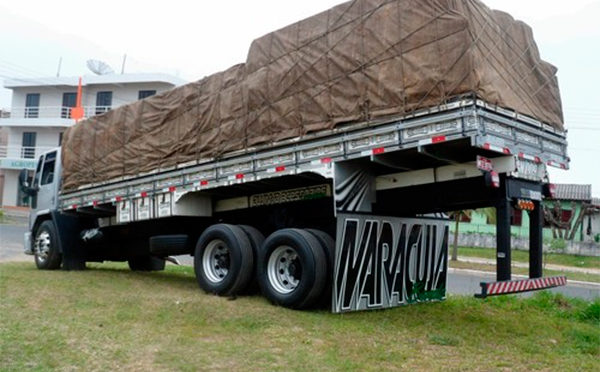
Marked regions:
[1,262,598,371]
[457,247,600,269]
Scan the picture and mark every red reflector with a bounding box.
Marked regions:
[491,171,500,188]
[321,157,332,164]
[548,184,556,198]
[483,143,491,150]
[275,166,286,172]
[72,204,78,209]
[372,147,385,155]
[93,201,98,207]
[432,136,446,144]
[200,180,209,186]
[534,156,541,163]
[236,174,244,180]
[503,147,511,154]
[140,192,148,198]
[168,186,176,193]
[115,196,122,202]
[560,163,567,169]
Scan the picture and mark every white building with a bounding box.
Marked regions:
[0,73,186,207]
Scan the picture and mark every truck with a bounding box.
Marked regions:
[19,0,569,312]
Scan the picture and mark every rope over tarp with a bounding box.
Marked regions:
[61,0,563,191]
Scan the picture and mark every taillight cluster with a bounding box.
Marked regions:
[516,199,535,211]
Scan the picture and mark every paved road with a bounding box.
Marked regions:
[0,224,29,262]
[447,268,599,301]
[2,223,598,300]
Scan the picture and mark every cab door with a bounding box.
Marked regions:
[34,150,59,212]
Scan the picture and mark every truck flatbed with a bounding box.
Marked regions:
[59,99,568,213]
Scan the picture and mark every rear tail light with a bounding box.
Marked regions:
[516,199,535,211]
[490,171,500,188]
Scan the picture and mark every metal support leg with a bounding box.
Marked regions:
[496,199,511,281]
[529,201,543,278]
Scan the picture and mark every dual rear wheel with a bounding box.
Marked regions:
[194,225,333,309]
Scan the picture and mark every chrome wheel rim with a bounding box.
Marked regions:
[202,239,230,283]
[267,245,301,294]
[34,231,51,263]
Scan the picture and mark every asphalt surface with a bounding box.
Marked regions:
[0,223,29,262]
[2,223,598,300]
[447,268,599,301]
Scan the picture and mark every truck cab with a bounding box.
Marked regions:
[21,148,63,266]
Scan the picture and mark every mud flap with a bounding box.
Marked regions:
[332,213,449,313]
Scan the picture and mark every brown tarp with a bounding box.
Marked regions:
[62,0,563,191]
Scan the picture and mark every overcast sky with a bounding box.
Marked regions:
[1,0,598,194]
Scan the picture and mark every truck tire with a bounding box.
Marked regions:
[128,256,166,271]
[149,235,190,256]
[238,225,265,293]
[34,220,62,270]
[306,229,335,306]
[305,229,335,265]
[258,229,327,309]
[194,224,253,296]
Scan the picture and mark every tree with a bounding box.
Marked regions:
[543,201,576,240]
[448,210,471,261]
[448,208,496,261]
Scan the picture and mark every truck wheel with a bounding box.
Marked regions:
[305,229,335,265]
[306,229,335,306]
[194,224,253,296]
[34,221,62,270]
[258,229,327,309]
[238,225,265,293]
[128,256,166,271]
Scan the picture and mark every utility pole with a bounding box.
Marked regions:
[121,54,127,74]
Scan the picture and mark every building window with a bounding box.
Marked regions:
[21,132,37,158]
[138,90,156,100]
[62,92,77,118]
[96,91,113,114]
[59,132,64,146]
[561,210,573,223]
[511,208,523,227]
[459,212,471,223]
[25,93,40,118]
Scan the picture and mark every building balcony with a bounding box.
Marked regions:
[0,145,57,170]
[0,106,112,127]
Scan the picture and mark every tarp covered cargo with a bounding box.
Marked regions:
[62,0,563,191]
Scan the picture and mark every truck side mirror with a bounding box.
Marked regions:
[18,168,29,188]
[18,168,36,196]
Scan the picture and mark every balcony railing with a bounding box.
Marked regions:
[0,106,112,120]
[0,145,57,160]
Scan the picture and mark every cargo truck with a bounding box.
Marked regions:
[19,0,569,312]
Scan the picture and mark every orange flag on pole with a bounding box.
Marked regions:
[71,77,84,121]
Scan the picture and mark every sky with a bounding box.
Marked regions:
[0,0,599,194]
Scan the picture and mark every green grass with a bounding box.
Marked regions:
[1,262,599,371]
[457,246,600,269]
